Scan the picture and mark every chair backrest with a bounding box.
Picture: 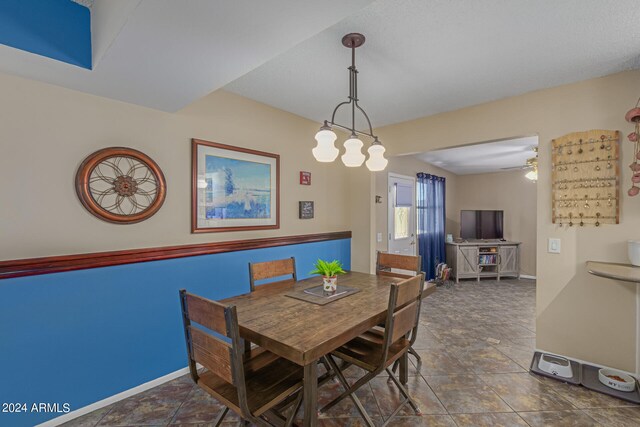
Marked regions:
[381,273,424,364]
[376,252,422,279]
[249,257,297,293]
[179,290,239,384]
[179,290,252,417]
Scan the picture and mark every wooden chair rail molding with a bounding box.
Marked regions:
[0,231,352,280]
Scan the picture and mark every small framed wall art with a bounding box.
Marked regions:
[192,139,280,233]
[299,201,314,219]
[300,171,311,185]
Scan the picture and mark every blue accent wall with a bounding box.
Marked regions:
[0,238,350,426]
[0,0,92,69]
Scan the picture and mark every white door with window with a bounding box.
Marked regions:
[388,173,416,255]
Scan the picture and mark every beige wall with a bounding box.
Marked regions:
[374,155,459,253]
[0,73,351,261]
[3,67,639,372]
[349,166,377,273]
[455,170,537,276]
[375,71,640,372]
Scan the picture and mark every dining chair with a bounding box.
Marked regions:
[179,290,304,427]
[246,257,297,354]
[249,256,338,381]
[376,251,424,366]
[320,274,425,427]
[249,257,297,294]
[376,251,422,279]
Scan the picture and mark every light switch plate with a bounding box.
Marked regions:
[376,232,382,243]
[548,238,561,254]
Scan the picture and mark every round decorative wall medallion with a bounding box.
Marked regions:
[75,147,166,224]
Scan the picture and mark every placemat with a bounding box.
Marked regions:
[285,284,360,306]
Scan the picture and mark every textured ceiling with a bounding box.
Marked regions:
[415,136,539,175]
[3,0,640,120]
[0,0,373,111]
[71,0,94,8]
[226,0,640,127]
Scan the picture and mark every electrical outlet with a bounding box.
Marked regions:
[548,238,561,254]
[376,232,382,243]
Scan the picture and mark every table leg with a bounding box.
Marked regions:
[399,352,408,385]
[303,360,318,427]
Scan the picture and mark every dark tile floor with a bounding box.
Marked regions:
[61,279,640,427]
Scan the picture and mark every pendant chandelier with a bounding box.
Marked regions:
[312,33,387,171]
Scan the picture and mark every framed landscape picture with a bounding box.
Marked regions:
[192,139,279,233]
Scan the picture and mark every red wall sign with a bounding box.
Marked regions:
[300,171,311,185]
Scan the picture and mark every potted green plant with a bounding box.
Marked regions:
[310,259,346,294]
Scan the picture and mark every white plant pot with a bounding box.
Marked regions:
[629,240,640,266]
[323,276,337,294]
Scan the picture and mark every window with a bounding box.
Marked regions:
[394,206,410,239]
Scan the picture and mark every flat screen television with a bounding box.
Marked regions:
[460,210,504,239]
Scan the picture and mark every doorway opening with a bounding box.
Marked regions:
[387,173,416,256]
[376,135,538,283]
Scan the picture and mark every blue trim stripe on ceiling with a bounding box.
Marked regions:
[0,0,91,69]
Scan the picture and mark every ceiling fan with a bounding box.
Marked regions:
[501,146,538,181]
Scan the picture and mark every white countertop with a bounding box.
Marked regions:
[586,261,640,283]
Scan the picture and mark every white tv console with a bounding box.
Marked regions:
[446,240,521,283]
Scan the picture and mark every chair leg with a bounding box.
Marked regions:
[320,356,334,378]
[408,346,422,365]
[251,414,282,427]
[284,392,303,427]
[266,392,303,427]
[381,399,409,427]
[399,353,409,385]
[320,356,369,412]
[213,407,229,427]
[386,367,420,414]
[261,410,287,427]
[391,359,400,375]
[321,355,376,427]
[391,346,421,375]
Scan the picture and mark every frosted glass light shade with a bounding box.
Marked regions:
[341,137,365,167]
[366,143,388,171]
[312,129,339,162]
[525,168,538,181]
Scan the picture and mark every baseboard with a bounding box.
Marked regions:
[35,366,192,427]
[519,274,536,280]
[533,348,637,377]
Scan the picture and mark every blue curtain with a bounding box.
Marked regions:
[417,173,446,280]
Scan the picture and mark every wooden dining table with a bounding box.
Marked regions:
[221,270,422,427]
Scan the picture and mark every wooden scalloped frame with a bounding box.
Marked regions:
[551,130,620,226]
[75,147,167,224]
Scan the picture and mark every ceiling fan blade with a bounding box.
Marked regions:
[500,164,534,170]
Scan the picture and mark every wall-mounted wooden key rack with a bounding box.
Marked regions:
[552,130,620,227]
